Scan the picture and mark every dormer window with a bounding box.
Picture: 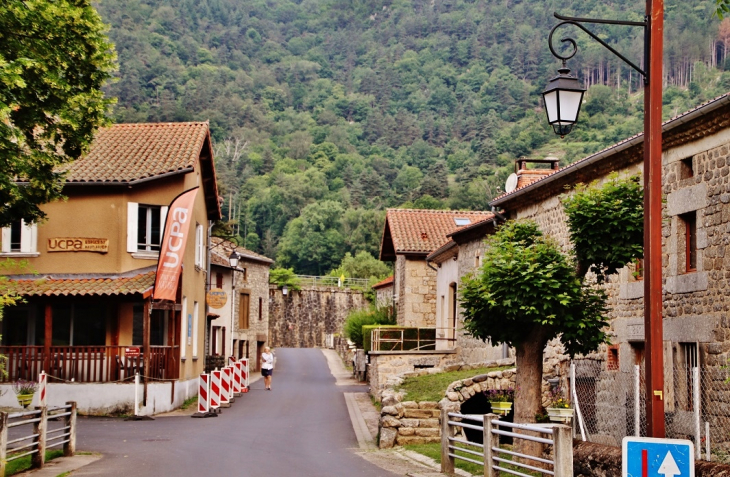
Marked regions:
[454,218,471,226]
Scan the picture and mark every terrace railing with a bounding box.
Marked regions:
[0,345,179,383]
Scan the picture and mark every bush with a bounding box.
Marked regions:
[343,307,395,348]
[269,267,301,290]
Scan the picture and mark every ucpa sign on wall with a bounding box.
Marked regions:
[153,187,199,301]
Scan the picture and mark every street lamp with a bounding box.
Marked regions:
[541,64,585,137]
[544,5,665,438]
[228,251,241,269]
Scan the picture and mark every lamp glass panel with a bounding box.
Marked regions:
[543,90,559,123]
[558,90,583,122]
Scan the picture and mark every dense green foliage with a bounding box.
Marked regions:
[460,221,608,357]
[328,251,391,280]
[562,174,644,282]
[268,267,301,290]
[343,307,395,348]
[94,0,730,271]
[0,0,116,227]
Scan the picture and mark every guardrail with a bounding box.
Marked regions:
[292,275,371,288]
[369,327,459,351]
[440,410,572,476]
[0,402,77,476]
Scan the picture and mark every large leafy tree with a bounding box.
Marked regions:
[562,174,644,282]
[276,200,346,275]
[0,0,116,227]
[460,221,608,426]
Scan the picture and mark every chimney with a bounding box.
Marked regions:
[515,156,560,189]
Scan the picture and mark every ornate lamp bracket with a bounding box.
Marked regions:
[548,12,648,85]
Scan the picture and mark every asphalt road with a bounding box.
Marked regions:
[71,348,398,477]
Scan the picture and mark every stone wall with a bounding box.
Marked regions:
[378,362,516,448]
[269,286,367,348]
[395,257,437,327]
[368,351,459,400]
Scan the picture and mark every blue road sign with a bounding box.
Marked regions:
[623,437,694,477]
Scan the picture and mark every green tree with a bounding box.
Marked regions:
[0,0,116,227]
[460,221,608,427]
[276,200,346,275]
[562,175,644,281]
[328,251,391,279]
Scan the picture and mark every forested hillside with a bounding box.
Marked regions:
[97,0,730,275]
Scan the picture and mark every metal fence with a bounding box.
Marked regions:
[292,275,371,289]
[440,409,573,476]
[0,402,77,476]
[571,359,730,462]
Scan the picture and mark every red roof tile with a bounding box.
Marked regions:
[4,269,155,297]
[372,275,393,289]
[380,209,493,260]
[60,122,210,183]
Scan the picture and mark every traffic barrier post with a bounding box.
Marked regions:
[38,371,47,408]
[232,361,242,396]
[220,367,231,407]
[210,369,221,411]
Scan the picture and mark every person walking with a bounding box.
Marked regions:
[262,346,274,390]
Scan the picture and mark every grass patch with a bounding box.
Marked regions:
[404,442,542,476]
[180,396,198,410]
[370,394,382,412]
[395,366,513,402]
[6,449,64,476]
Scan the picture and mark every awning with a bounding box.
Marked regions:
[3,268,156,298]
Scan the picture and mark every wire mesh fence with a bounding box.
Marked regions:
[571,359,730,462]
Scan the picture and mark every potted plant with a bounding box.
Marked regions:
[484,388,514,415]
[13,379,37,408]
[545,387,574,423]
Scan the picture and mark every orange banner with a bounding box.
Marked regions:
[153,187,199,301]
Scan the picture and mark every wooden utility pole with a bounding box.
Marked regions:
[643,0,665,438]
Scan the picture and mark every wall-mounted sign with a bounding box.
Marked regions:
[124,347,141,357]
[187,313,192,345]
[206,288,227,309]
[48,238,109,253]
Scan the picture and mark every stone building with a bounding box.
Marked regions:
[379,209,492,327]
[426,218,509,363]
[208,237,273,371]
[490,93,730,443]
[372,275,394,309]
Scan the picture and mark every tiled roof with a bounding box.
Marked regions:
[60,122,210,183]
[4,269,155,297]
[372,275,393,289]
[491,92,730,206]
[380,209,493,260]
[426,239,458,263]
[210,237,274,266]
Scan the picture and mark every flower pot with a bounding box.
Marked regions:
[490,401,513,415]
[546,407,574,423]
[16,393,34,408]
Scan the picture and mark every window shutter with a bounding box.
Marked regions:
[20,220,36,253]
[127,202,138,253]
[1,227,10,253]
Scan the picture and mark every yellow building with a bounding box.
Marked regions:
[0,122,220,392]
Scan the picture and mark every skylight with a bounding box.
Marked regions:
[454,217,471,226]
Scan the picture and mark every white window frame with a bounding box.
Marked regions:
[127,202,168,259]
[1,220,39,257]
[195,223,205,269]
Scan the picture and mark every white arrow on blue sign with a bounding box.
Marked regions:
[622,437,695,477]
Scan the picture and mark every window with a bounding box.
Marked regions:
[607,345,619,371]
[1,220,38,256]
[680,212,697,272]
[132,306,168,346]
[50,304,107,346]
[239,293,250,329]
[678,342,699,411]
[258,297,263,321]
[215,273,223,289]
[454,218,471,226]
[195,223,205,268]
[127,203,167,254]
[679,157,694,180]
[634,258,644,281]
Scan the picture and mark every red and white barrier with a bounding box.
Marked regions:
[210,369,221,409]
[38,371,47,407]
[220,367,231,405]
[232,361,242,395]
[240,358,249,392]
[198,373,210,413]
